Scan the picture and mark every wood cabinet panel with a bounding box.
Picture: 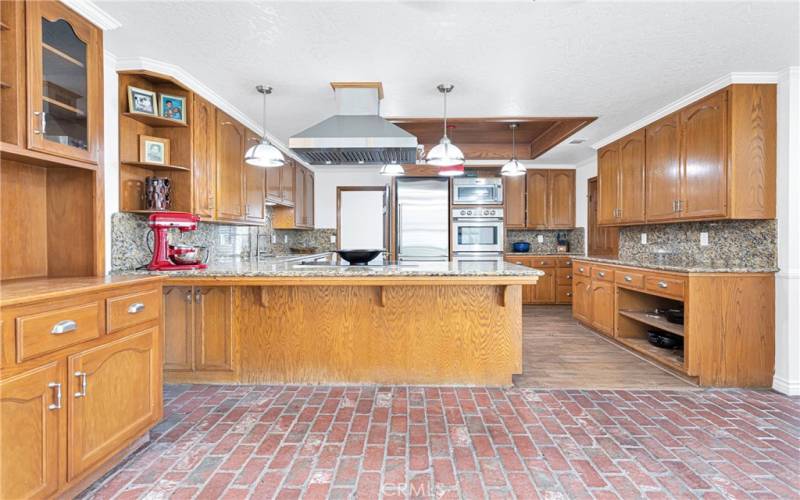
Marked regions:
[525,170,548,228]
[556,285,573,304]
[597,145,619,225]
[591,265,615,283]
[0,361,63,499]
[644,274,686,300]
[244,130,266,222]
[215,110,245,220]
[528,268,555,304]
[680,90,728,219]
[162,287,193,371]
[645,112,681,222]
[266,164,282,204]
[556,267,573,286]
[617,130,645,223]
[67,327,161,480]
[16,300,101,363]
[590,281,614,335]
[587,177,619,257]
[194,287,233,372]
[547,169,575,228]
[294,166,306,227]
[192,95,216,218]
[503,173,526,228]
[0,0,26,147]
[303,168,314,228]
[615,270,645,289]
[572,275,592,323]
[280,161,296,206]
[106,288,160,334]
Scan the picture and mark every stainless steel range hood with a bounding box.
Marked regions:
[289,82,418,165]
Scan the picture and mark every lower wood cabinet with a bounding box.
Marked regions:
[506,255,573,304]
[590,280,614,335]
[163,286,235,378]
[572,275,592,323]
[0,361,63,499]
[67,327,160,480]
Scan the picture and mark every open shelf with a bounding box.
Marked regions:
[42,42,84,68]
[618,337,684,373]
[122,161,190,172]
[122,112,187,128]
[618,310,684,336]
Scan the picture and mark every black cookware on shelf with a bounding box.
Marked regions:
[647,330,683,349]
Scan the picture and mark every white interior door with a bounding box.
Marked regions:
[338,189,386,250]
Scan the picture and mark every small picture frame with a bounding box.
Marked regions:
[127,86,157,116]
[158,94,186,124]
[139,135,170,166]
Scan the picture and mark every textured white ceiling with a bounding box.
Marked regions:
[100,0,799,165]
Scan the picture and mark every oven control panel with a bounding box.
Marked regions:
[452,208,504,219]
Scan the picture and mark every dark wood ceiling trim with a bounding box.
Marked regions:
[529,117,596,159]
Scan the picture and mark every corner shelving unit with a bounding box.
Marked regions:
[118,70,193,213]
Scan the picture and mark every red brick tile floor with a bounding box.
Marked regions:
[78,384,799,499]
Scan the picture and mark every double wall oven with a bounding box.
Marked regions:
[452,207,504,271]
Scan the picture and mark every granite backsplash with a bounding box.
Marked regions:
[505,228,585,254]
[616,219,777,270]
[110,211,337,272]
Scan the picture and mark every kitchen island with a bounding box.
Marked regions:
[148,258,542,386]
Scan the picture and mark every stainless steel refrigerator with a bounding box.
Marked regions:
[395,177,449,261]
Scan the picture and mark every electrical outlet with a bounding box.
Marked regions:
[641,233,648,245]
[284,235,288,244]
[271,233,276,244]
[330,235,336,244]
[537,234,544,243]
[700,232,709,246]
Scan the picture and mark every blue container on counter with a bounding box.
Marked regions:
[512,241,531,252]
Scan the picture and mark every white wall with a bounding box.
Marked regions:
[313,169,389,229]
[103,51,119,273]
[774,66,800,396]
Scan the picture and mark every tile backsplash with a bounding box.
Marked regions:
[617,219,777,270]
[505,228,585,254]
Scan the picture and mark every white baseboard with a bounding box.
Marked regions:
[772,376,800,396]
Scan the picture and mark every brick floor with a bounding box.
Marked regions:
[79,385,800,499]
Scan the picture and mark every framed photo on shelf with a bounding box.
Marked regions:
[139,135,170,166]
[158,94,187,124]
[127,86,158,116]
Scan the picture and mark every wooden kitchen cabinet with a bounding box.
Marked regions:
[503,173,526,228]
[273,163,315,229]
[572,275,592,323]
[597,131,644,225]
[162,287,193,371]
[0,361,63,499]
[303,167,315,227]
[216,110,246,221]
[506,255,572,305]
[194,287,234,372]
[192,94,217,219]
[597,144,619,225]
[525,170,548,228]
[548,169,575,228]
[266,163,282,204]
[645,112,681,222]
[244,129,266,223]
[590,280,615,335]
[67,327,161,480]
[0,0,26,148]
[281,160,296,206]
[528,268,555,304]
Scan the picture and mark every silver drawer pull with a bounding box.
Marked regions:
[515,261,522,265]
[48,382,62,410]
[657,281,668,289]
[624,275,633,282]
[598,272,606,278]
[74,371,87,398]
[540,261,546,265]
[127,302,145,314]
[51,320,77,335]
[579,267,585,272]
[566,292,573,297]
[566,274,572,279]
[565,261,571,265]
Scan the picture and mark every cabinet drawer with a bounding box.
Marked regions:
[573,262,591,277]
[106,289,161,333]
[556,285,573,303]
[557,257,574,268]
[616,270,645,289]
[556,268,573,285]
[15,302,101,363]
[530,257,556,268]
[645,275,685,299]
[591,265,615,282]
[505,257,531,267]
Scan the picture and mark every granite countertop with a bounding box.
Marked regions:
[119,255,545,279]
[505,252,585,257]
[572,255,778,274]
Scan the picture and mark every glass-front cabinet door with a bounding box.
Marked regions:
[26,1,101,164]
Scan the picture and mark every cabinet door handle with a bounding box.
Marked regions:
[74,371,87,398]
[48,382,62,410]
[624,275,633,282]
[566,292,573,297]
[127,302,145,314]
[566,274,572,279]
[657,281,668,289]
[185,290,193,303]
[579,267,585,273]
[195,289,202,303]
[597,271,606,278]
[51,320,77,335]
[33,111,44,134]
[565,261,571,266]
[540,261,546,265]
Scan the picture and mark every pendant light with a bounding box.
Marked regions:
[380,162,405,176]
[426,84,464,172]
[244,85,285,168]
[501,123,526,177]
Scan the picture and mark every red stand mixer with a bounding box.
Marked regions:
[147,212,208,271]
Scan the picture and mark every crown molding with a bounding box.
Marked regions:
[592,71,780,150]
[114,56,312,170]
[60,0,122,30]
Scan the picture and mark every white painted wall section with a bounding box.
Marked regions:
[103,51,119,273]
[313,169,389,229]
[338,191,386,249]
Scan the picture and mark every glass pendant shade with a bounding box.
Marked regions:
[245,138,285,167]
[380,163,405,176]
[501,159,526,177]
[426,137,465,167]
[437,163,464,177]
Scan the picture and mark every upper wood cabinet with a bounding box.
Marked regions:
[215,110,246,221]
[598,84,776,225]
[525,170,549,228]
[25,1,102,164]
[281,160,296,206]
[0,361,63,499]
[273,162,314,230]
[244,129,266,223]
[266,163,282,204]
[503,173,526,229]
[192,95,217,219]
[525,169,575,229]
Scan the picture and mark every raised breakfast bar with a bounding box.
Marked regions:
[152,258,543,386]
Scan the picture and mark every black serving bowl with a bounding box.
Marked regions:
[335,249,384,265]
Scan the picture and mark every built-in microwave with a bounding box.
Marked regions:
[452,177,503,205]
